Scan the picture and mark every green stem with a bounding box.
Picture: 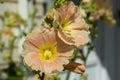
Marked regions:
[66,71,71,80]
[38,73,45,80]
[65,48,79,80]
[41,73,45,80]
[80,74,83,80]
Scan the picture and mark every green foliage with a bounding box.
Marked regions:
[4,10,10,17]
[2,62,24,79]
[6,77,23,80]
[81,2,96,13]
[53,0,66,8]
[0,15,4,21]
[49,74,61,80]
[0,0,4,3]
[2,53,11,60]
[80,74,88,80]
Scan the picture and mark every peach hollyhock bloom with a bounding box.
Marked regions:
[54,1,89,48]
[64,62,85,74]
[23,28,73,74]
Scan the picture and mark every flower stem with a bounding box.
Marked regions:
[41,73,45,80]
[38,73,45,80]
[66,71,71,80]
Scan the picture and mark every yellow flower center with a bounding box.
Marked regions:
[61,19,72,35]
[43,50,52,60]
[39,44,58,61]
[63,26,72,34]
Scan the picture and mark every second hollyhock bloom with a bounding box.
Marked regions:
[23,28,73,75]
[54,1,90,48]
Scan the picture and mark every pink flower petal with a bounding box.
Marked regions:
[42,28,57,45]
[53,9,62,23]
[71,17,89,30]
[24,52,43,71]
[58,30,74,45]
[43,61,63,74]
[63,2,77,19]
[57,31,74,57]
[23,40,38,56]
[71,30,90,48]
[23,29,45,55]
[56,57,69,65]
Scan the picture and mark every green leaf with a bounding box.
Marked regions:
[0,0,4,3]
[4,10,10,17]
[54,0,66,8]
[49,74,61,80]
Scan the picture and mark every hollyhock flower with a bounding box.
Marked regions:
[54,2,89,48]
[23,28,73,74]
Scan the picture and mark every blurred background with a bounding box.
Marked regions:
[0,0,120,80]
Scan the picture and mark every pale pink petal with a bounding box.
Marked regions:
[71,30,90,48]
[56,57,69,65]
[23,29,45,55]
[24,52,43,71]
[53,9,62,23]
[54,2,77,23]
[57,31,74,57]
[25,30,45,47]
[44,61,63,74]
[71,17,89,30]
[42,28,57,45]
[23,40,38,56]
[63,2,77,19]
[58,30,74,45]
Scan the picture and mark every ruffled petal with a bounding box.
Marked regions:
[23,29,45,55]
[71,30,90,48]
[57,31,74,57]
[43,61,63,74]
[42,28,57,45]
[23,40,38,56]
[24,52,43,71]
[58,30,74,45]
[71,17,89,30]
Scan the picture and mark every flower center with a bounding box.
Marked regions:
[44,50,52,60]
[63,26,72,34]
[39,44,58,61]
[61,19,72,35]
